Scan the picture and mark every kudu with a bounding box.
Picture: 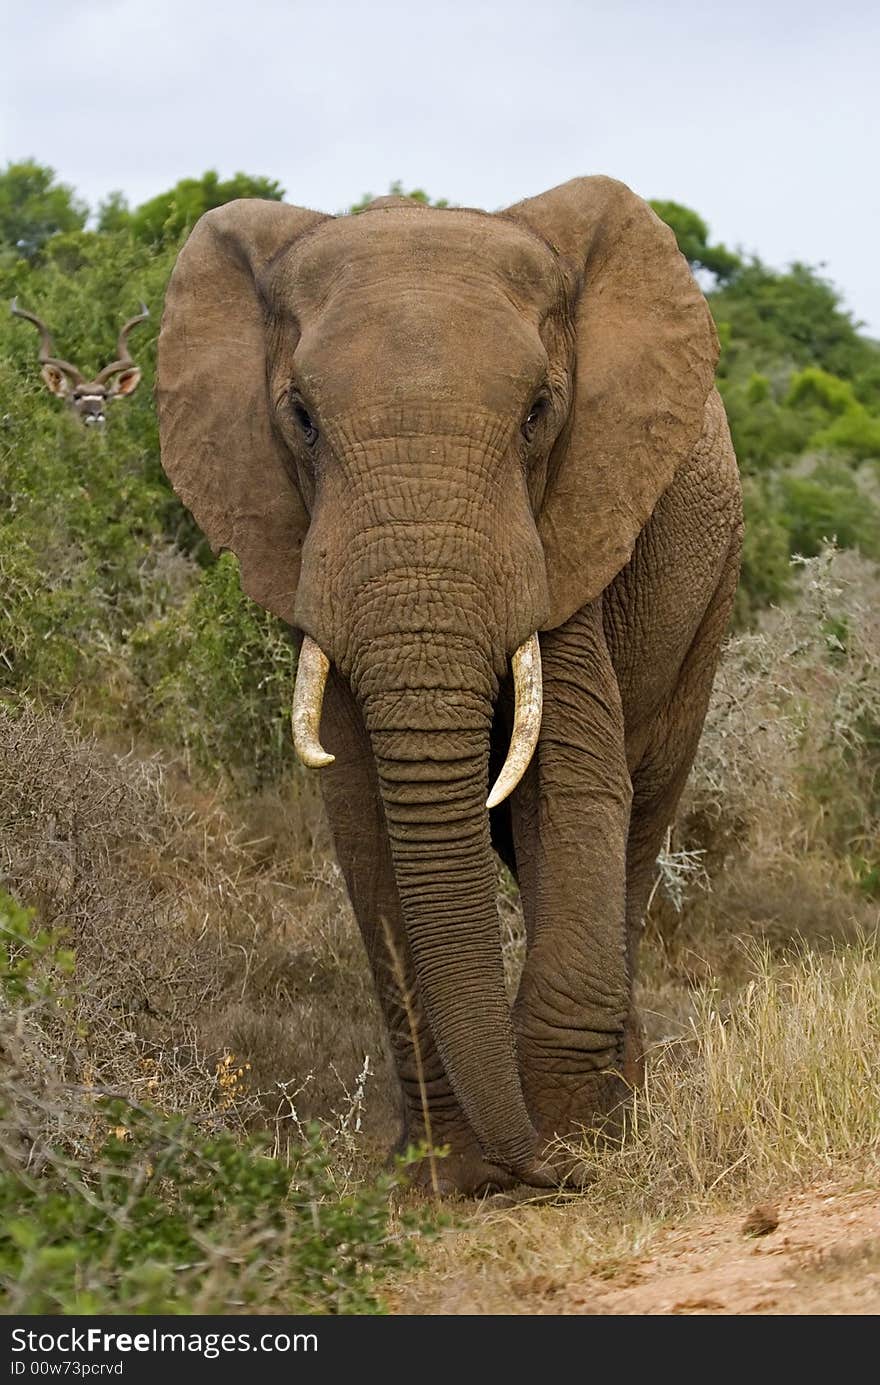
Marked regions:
[10,300,149,426]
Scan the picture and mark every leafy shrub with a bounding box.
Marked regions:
[1,1107,427,1315]
[711,260,878,384]
[0,161,87,259]
[131,553,296,784]
[0,410,188,699]
[779,460,880,560]
[704,254,880,618]
[734,475,794,619]
[0,887,74,1002]
[0,227,195,705]
[719,366,815,475]
[787,367,880,460]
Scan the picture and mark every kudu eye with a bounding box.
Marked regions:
[291,397,319,446]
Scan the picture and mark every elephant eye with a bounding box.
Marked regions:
[522,393,550,442]
[291,398,319,446]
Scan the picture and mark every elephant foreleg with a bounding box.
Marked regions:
[625,531,743,979]
[510,603,633,1153]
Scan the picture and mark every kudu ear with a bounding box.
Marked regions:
[41,363,73,397]
[503,177,718,629]
[107,366,141,398]
[157,199,328,623]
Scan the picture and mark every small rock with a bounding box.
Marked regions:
[742,1203,780,1237]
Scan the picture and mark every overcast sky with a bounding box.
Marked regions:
[5,0,878,333]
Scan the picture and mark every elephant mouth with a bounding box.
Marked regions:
[291,631,544,810]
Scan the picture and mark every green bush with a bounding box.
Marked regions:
[710,260,878,383]
[780,460,880,560]
[734,475,794,622]
[787,367,880,460]
[0,161,87,259]
[131,553,296,784]
[0,887,75,1002]
[1,1111,427,1315]
[719,366,815,474]
[99,171,286,246]
[0,386,185,700]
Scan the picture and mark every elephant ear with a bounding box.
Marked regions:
[157,199,328,623]
[504,176,719,629]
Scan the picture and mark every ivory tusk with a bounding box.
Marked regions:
[486,633,542,809]
[291,636,335,768]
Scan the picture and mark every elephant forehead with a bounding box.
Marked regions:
[270,207,563,317]
[294,288,548,415]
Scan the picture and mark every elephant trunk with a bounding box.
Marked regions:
[364,678,540,1175]
[292,634,544,1174]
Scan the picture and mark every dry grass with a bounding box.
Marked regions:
[578,942,880,1203]
[392,941,880,1313]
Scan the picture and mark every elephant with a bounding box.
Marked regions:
[156,176,742,1195]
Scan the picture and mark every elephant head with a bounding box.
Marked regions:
[157,178,717,1179]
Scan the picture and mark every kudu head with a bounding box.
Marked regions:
[11,300,149,427]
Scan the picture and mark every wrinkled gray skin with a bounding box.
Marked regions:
[157,178,743,1195]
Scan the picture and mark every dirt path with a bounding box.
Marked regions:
[395,1184,880,1315]
[560,1186,880,1314]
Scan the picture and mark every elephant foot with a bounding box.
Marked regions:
[394,1119,559,1198]
[395,1122,517,1197]
[521,1017,645,1179]
[404,1146,519,1198]
[525,1068,634,1168]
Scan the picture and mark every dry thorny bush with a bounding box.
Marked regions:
[0,701,395,1176]
[641,546,880,1025]
[1,545,878,1179]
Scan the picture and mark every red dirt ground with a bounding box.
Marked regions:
[532,1185,880,1315]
